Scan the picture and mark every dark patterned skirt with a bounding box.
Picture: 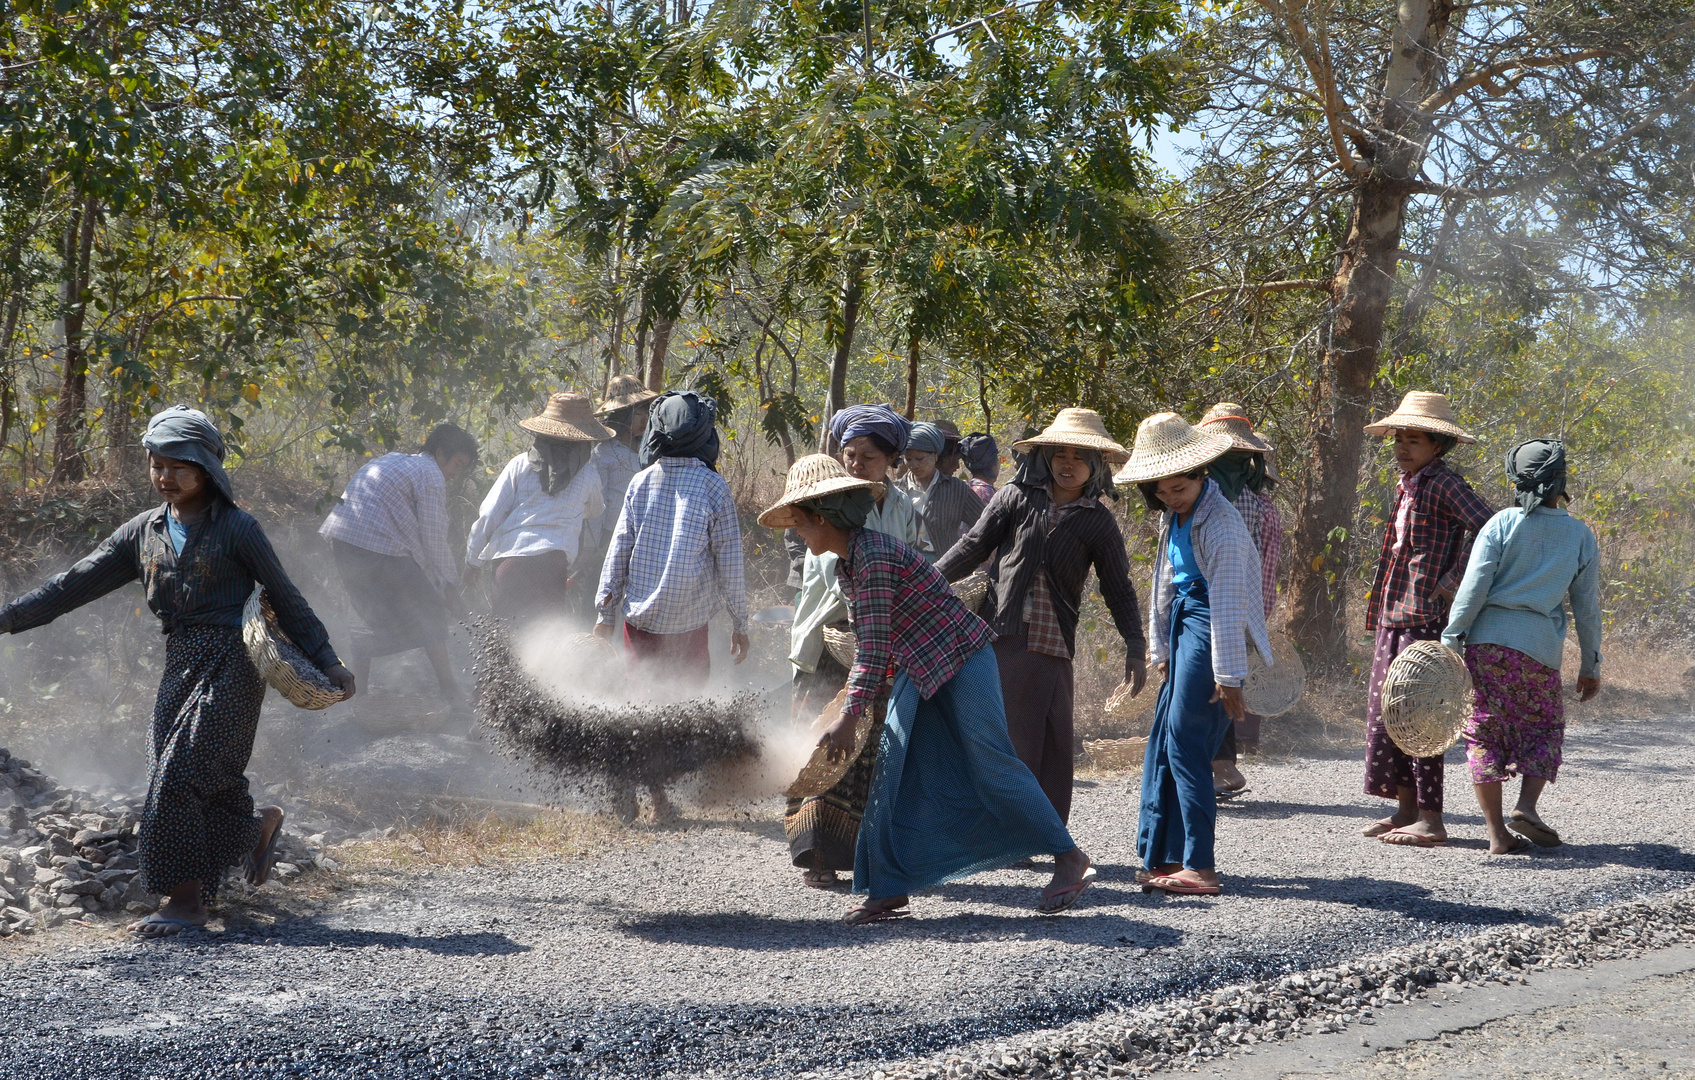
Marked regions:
[142,624,267,904]
[783,652,886,872]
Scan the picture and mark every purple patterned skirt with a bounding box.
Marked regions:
[1462,643,1565,784]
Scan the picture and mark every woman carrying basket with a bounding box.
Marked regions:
[1360,392,1493,848]
[1116,413,1269,896]
[936,408,1148,825]
[0,407,353,937]
[763,456,1095,923]
[1442,440,1601,854]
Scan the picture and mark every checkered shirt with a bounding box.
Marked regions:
[1231,489,1282,619]
[1147,481,1270,686]
[1365,459,1494,630]
[837,527,995,719]
[319,452,460,588]
[1018,495,1096,659]
[595,457,749,636]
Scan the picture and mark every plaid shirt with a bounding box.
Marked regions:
[837,527,995,719]
[1148,480,1270,686]
[1019,494,1096,658]
[1366,459,1494,630]
[319,452,460,589]
[1232,490,1282,619]
[595,457,749,636]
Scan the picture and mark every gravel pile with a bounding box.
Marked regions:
[471,618,765,795]
[0,747,327,934]
[825,890,1695,1080]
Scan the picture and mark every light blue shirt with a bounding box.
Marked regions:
[1442,506,1602,678]
[166,512,190,554]
[1168,488,1203,588]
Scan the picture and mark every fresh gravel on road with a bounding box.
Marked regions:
[0,708,1690,1080]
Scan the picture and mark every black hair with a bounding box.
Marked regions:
[1136,468,1209,513]
[423,423,479,465]
[1432,433,1459,457]
[602,405,637,440]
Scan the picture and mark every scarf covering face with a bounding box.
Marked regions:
[1013,445,1114,501]
[530,435,593,496]
[142,405,234,503]
[829,404,911,457]
[906,422,947,456]
[800,489,877,531]
[1208,450,1271,503]
[639,390,720,469]
[958,433,999,477]
[1506,438,1567,515]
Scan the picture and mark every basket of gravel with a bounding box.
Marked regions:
[1381,639,1473,756]
[242,586,346,710]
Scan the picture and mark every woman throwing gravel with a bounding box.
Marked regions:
[1441,439,1601,854]
[761,456,1095,923]
[1117,414,1268,896]
[0,407,353,938]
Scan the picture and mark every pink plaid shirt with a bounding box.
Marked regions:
[1231,489,1281,619]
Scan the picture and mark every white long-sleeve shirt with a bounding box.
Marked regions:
[319,452,460,588]
[465,452,604,569]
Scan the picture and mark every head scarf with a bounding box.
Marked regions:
[907,422,947,456]
[1013,445,1115,501]
[1505,438,1567,515]
[958,433,999,478]
[828,404,911,458]
[639,391,720,470]
[142,406,234,503]
[1208,450,1272,503]
[531,435,593,496]
[798,488,878,531]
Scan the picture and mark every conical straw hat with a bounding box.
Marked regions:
[1011,408,1130,465]
[758,454,886,528]
[596,374,660,417]
[1112,412,1233,484]
[1363,391,1476,444]
[1198,402,1273,453]
[520,393,616,442]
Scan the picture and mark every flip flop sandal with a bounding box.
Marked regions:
[1509,817,1562,847]
[843,904,910,925]
[1361,821,1401,838]
[1214,786,1249,802]
[1490,835,1535,856]
[1039,866,1098,914]
[1135,866,1183,885]
[129,914,203,939]
[245,810,286,886]
[801,870,842,889]
[1380,827,1446,848]
[1143,874,1223,896]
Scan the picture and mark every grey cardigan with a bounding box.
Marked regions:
[1148,480,1271,686]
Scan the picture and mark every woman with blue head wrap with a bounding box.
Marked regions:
[0,406,353,937]
[897,421,986,561]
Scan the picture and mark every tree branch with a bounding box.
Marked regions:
[1252,0,1366,175]
[1420,48,1613,114]
[1178,279,1331,306]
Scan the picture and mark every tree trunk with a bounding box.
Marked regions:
[903,323,920,419]
[645,317,672,392]
[0,286,22,460]
[51,194,98,485]
[1283,0,1453,663]
[822,258,864,453]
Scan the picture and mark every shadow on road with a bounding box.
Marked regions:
[235,923,531,956]
[615,909,1183,950]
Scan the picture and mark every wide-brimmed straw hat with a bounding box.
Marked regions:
[1198,402,1273,453]
[1010,408,1130,465]
[520,392,615,442]
[758,454,886,528]
[1363,391,1476,444]
[595,374,660,418]
[1112,412,1233,484]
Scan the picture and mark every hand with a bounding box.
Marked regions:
[1127,657,1148,697]
[1577,675,1600,702]
[325,664,357,700]
[1156,662,1169,683]
[730,631,750,665]
[461,565,480,589]
[592,622,614,640]
[1437,583,1457,604]
[1211,682,1246,721]
[820,710,858,762]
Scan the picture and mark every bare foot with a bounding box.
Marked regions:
[1380,817,1448,847]
[801,869,841,889]
[1212,761,1246,791]
[1362,811,1417,837]
[844,895,909,923]
[1135,862,1183,884]
[1154,867,1220,888]
[129,882,209,937]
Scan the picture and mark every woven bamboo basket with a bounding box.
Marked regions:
[242,586,347,710]
[822,572,993,670]
[1244,632,1306,717]
[1380,639,1473,757]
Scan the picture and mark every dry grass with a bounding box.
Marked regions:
[334,808,650,873]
